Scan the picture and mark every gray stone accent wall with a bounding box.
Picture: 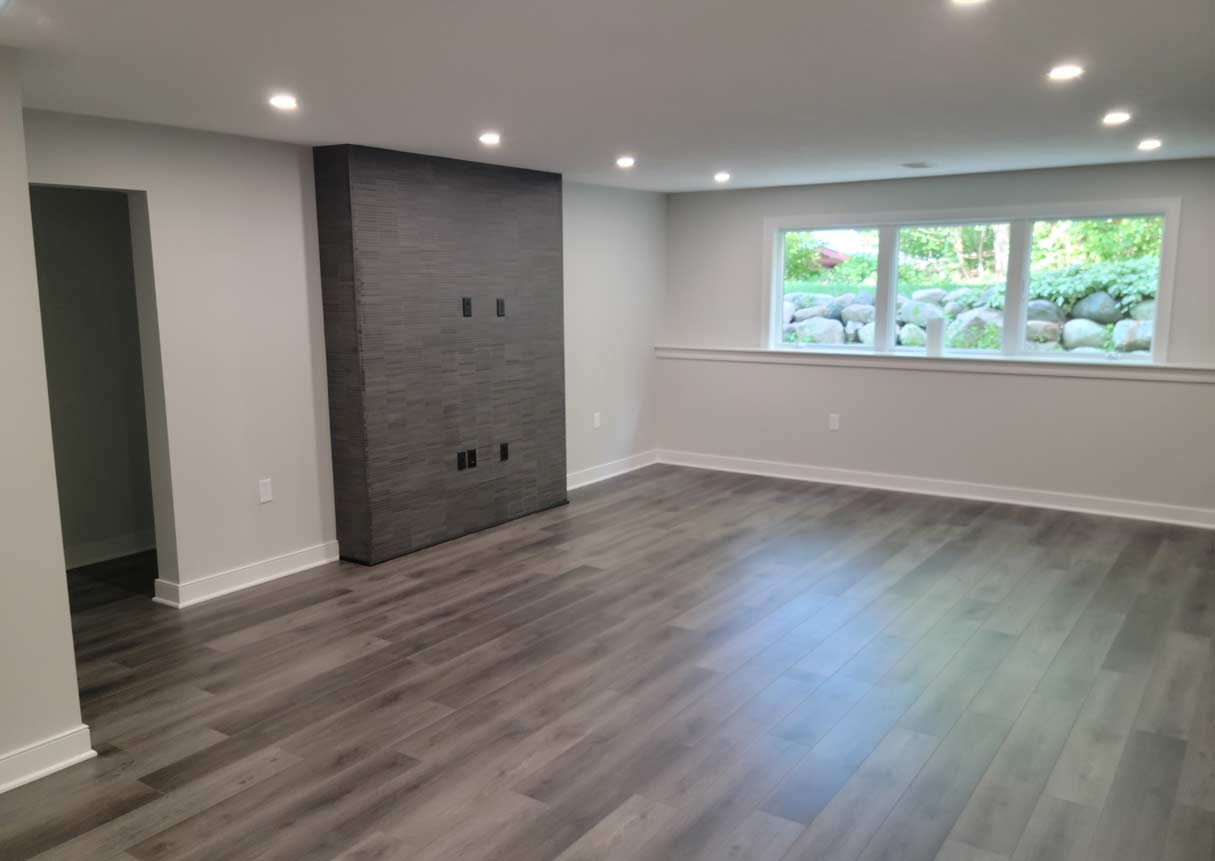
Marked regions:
[314,145,566,564]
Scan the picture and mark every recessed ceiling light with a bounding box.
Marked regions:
[714,171,731,184]
[616,155,636,169]
[1048,64,1085,82]
[479,131,501,146]
[1138,138,1163,151]
[951,0,989,6]
[1102,110,1132,126]
[268,93,299,111]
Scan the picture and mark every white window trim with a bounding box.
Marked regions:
[762,197,1181,364]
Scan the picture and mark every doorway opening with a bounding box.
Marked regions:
[29,185,173,613]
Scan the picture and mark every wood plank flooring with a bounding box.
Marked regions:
[3,464,1213,860]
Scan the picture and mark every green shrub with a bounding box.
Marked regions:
[1026,257,1157,314]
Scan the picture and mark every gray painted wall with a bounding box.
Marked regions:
[30,186,156,569]
[315,145,566,564]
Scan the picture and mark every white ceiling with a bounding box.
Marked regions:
[1,0,1212,191]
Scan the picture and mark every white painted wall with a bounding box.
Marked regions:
[658,161,1215,516]
[563,182,666,482]
[0,50,93,793]
[23,111,337,602]
[30,187,157,569]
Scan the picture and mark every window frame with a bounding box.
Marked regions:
[763,198,1180,363]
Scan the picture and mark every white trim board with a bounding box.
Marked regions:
[64,529,155,570]
[655,346,1215,385]
[656,449,1215,530]
[153,540,339,609]
[0,725,95,796]
[567,450,660,490]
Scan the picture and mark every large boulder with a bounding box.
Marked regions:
[1112,319,1153,352]
[1062,318,1107,350]
[1025,320,1061,343]
[785,292,833,310]
[1026,299,1065,323]
[1071,291,1122,325]
[898,300,944,326]
[783,301,796,324]
[912,288,949,305]
[946,287,978,307]
[899,323,926,347]
[841,304,875,324]
[1131,300,1156,321]
[845,320,864,343]
[946,307,1003,350]
[793,306,826,322]
[793,317,845,345]
[855,290,876,306]
[858,321,876,346]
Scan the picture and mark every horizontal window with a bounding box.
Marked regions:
[771,208,1170,364]
[1025,216,1162,356]
[897,222,1009,353]
[781,228,879,347]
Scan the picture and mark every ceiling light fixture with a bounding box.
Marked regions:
[951,0,989,6]
[1138,138,1163,152]
[1047,63,1085,82]
[268,93,299,111]
[478,130,501,146]
[1102,110,1132,126]
[616,155,636,169]
[714,172,731,184]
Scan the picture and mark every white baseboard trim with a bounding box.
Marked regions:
[153,540,340,609]
[567,450,660,490]
[0,725,95,796]
[656,449,1215,530]
[64,530,155,570]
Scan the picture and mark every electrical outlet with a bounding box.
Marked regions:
[461,297,472,317]
[466,448,478,469]
[828,413,841,432]
[500,442,509,461]
[496,298,505,317]
[593,411,601,429]
[457,451,467,471]
[258,477,273,503]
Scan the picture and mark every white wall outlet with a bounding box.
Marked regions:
[258,477,273,503]
[828,413,841,432]
[593,411,601,429]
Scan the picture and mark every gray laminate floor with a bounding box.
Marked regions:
[2,464,1213,860]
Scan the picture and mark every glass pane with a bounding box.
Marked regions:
[1025,216,1162,357]
[781,228,880,347]
[896,223,1009,352]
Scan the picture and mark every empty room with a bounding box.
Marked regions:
[1,1,1213,859]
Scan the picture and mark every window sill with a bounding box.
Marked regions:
[654,345,1215,384]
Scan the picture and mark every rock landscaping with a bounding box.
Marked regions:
[782,285,1154,354]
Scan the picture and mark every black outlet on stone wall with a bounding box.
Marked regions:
[462,297,472,317]
[500,442,509,461]
[496,298,505,317]
[457,450,467,471]
[466,448,477,468]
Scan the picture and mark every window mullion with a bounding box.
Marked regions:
[1002,220,1032,357]
[875,225,899,352]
